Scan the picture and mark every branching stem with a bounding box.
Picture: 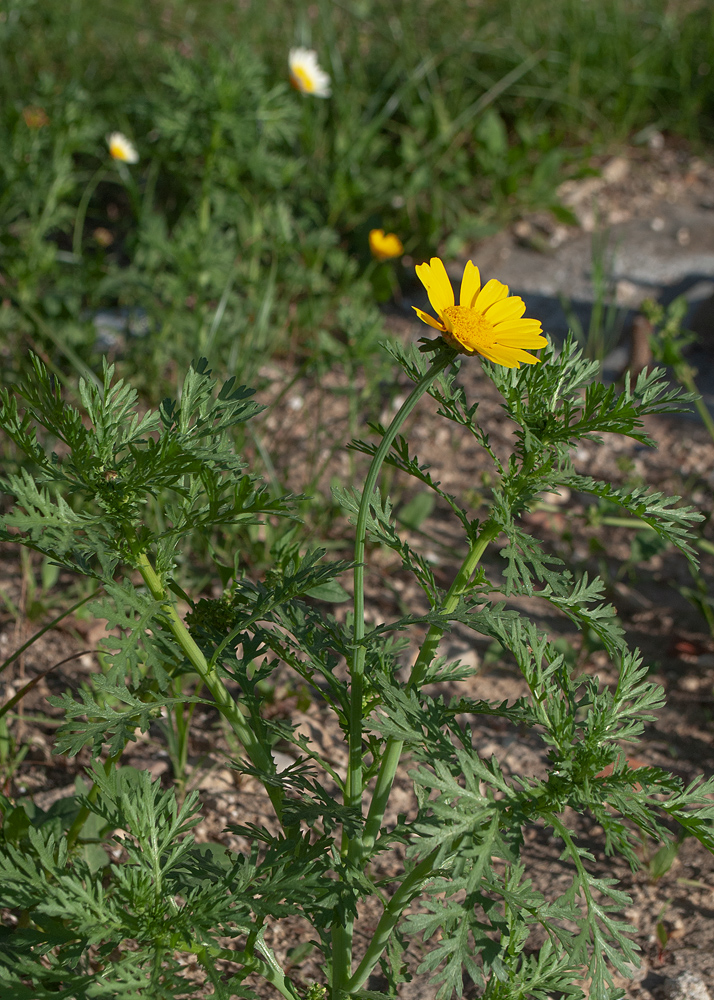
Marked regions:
[361,516,500,855]
[131,545,284,823]
[343,518,500,991]
[192,942,301,1000]
[346,849,439,994]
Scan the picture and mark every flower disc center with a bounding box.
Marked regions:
[442,305,494,351]
[290,66,314,92]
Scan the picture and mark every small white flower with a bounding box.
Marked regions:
[107,132,139,164]
[288,48,331,98]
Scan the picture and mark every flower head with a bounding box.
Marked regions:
[369,229,404,262]
[22,106,49,129]
[108,132,139,164]
[413,257,547,368]
[289,48,331,98]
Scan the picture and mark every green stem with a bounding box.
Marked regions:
[114,160,142,217]
[193,942,300,1000]
[141,157,160,222]
[331,922,352,996]
[677,363,714,445]
[347,352,454,815]
[73,165,106,257]
[409,518,499,692]
[361,518,500,855]
[331,350,454,994]
[199,120,222,235]
[595,516,654,529]
[132,546,284,822]
[346,849,439,994]
[0,649,92,721]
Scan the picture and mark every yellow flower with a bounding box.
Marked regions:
[413,257,547,368]
[107,132,139,164]
[22,106,49,129]
[369,229,404,262]
[288,48,331,98]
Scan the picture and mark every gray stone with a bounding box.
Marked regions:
[664,971,712,1000]
[458,202,714,339]
[398,152,714,420]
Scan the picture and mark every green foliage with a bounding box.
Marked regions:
[1,2,714,995]
[0,765,281,998]
[3,0,714,398]
[1,338,713,999]
[0,355,290,575]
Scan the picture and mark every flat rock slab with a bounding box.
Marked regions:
[464,202,714,311]
[462,203,714,403]
[465,145,713,315]
[409,144,714,416]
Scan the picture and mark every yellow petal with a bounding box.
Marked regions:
[459,260,481,308]
[487,296,526,323]
[474,279,510,313]
[475,345,509,365]
[492,318,543,335]
[513,352,542,365]
[478,343,537,367]
[370,229,403,261]
[499,347,542,366]
[494,330,548,348]
[415,257,454,317]
[412,306,446,331]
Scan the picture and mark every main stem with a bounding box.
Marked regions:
[193,942,300,1000]
[346,353,454,816]
[332,351,454,995]
[337,518,499,991]
[346,849,439,994]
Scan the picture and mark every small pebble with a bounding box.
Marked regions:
[664,971,712,1000]
[541,488,571,505]
[273,751,295,773]
[678,675,700,692]
[602,156,629,184]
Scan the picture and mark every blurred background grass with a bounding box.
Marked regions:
[1,0,713,399]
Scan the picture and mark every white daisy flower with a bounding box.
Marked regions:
[288,48,331,98]
[107,132,139,164]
